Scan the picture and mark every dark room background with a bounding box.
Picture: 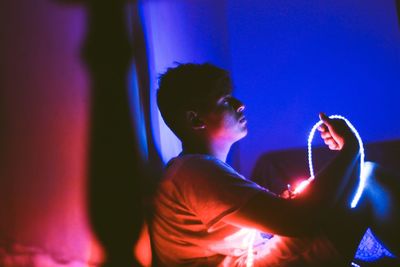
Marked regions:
[1,0,399,266]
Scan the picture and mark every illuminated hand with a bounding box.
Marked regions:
[280,185,297,199]
[280,189,293,199]
[317,113,357,150]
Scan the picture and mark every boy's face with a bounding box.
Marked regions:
[200,92,248,143]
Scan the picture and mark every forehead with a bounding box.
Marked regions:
[188,77,233,110]
[207,86,232,101]
[197,89,232,112]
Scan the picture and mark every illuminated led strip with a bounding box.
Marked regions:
[245,115,365,267]
[245,230,257,267]
[306,115,365,208]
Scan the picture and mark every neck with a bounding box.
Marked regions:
[182,138,232,162]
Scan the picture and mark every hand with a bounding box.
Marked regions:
[280,189,296,199]
[317,113,357,151]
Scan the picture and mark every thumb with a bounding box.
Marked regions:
[319,112,332,127]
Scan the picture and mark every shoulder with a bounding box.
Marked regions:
[167,154,240,180]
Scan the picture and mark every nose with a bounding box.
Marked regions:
[233,98,245,112]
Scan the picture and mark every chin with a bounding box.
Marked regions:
[241,129,248,139]
[235,127,248,141]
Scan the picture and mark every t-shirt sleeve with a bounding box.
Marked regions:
[175,156,267,228]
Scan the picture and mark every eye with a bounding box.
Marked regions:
[219,96,231,106]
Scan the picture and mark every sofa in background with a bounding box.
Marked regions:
[250,139,400,266]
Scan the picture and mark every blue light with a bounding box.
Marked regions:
[306,115,365,208]
[355,228,396,262]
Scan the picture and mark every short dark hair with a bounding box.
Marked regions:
[157,63,233,140]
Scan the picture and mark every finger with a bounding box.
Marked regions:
[329,143,340,150]
[319,112,329,122]
[324,137,339,148]
[324,137,338,147]
[320,131,332,139]
[319,112,333,129]
[317,124,327,132]
[280,190,290,199]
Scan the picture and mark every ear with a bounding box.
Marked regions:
[186,111,206,130]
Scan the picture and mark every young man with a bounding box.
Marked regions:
[150,63,399,266]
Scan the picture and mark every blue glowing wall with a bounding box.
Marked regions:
[142,0,400,177]
[140,0,231,163]
[228,0,400,176]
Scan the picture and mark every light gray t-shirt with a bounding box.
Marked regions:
[151,154,341,267]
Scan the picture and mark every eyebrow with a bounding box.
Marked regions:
[209,87,232,98]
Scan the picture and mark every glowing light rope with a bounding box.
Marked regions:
[245,115,366,267]
[244,229,257,267]
[305,115,366,208]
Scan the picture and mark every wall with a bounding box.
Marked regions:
[143,0,400,177]
[2,0,400,265]
[0,0,103,266]
[1,0,233,264]
[140,0,232,164]
[228,0,400,176]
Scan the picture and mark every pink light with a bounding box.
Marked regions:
[292,178,313,195]
[134,223,152,266]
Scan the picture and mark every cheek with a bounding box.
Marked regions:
[204,109,244,138]
[214,112,235,128]
[216,114,241,136]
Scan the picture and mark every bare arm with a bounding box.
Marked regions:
[223,114,360,237]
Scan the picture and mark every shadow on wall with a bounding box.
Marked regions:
[78,0,159,266]
[81,1,140,266]
[397,0,400,26]
[0,0,159,265]
[55,0,157,266]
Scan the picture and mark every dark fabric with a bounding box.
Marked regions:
[250,140,400,195]
[250,139,400,266]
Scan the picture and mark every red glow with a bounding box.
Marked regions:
[292,178,312,195]
[134,223,152,267]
